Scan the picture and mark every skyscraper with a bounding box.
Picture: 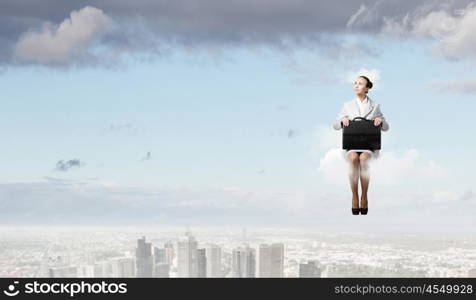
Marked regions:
[154,247,166,264]
[299,260,321,278]
[77,265,95,277]
[197,248,207,278]
[231,246,256,278]
[164,241,175,266]
[177,231,198,277]
[153,263,170,278]
[136,236,153,277]
[94,261,113,277]
[111,257,136,277]
[258,243,284,278]
[48,266,77,277]
[206,244,222,278]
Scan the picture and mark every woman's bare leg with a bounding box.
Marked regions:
[347,152,360,209]
[359,152,371,208]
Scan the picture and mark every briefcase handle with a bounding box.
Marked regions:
[350,117,382,127]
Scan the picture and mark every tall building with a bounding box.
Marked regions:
[206,244,222,278]
[152,246,170,277]
[197,248,207,278]
[111,257,136,277]
[94,261,113,277]
[164,241,175,266]
[231,246,256,278]
[136,236,153,277]
[154,247,166,264]
[177,231,199,277]
[77,265,95,277]
[153,263,170,278]
[48,266,77,277]
[299,260,321,278]
[258,243,284,278]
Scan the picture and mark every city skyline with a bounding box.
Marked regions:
[1,226,476,278]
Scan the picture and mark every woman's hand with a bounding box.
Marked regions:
[373,117,383,126]
[341,117,350,127]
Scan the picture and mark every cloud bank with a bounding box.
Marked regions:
[1,0,475,68]
[0,179,474,232]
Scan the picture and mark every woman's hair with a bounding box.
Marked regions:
[359,75,373,93]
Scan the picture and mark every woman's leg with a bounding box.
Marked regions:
[347,152,360,208]
[359,152,371,208]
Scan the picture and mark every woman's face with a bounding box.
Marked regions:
[353,77,369,95]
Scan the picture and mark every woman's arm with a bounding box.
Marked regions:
[333,103,349,130]
[373,104,389,131]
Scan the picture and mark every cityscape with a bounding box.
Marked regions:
[1,227,476,278]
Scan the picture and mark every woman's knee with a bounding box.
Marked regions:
[360,153,371,164]
[347,152,359,164]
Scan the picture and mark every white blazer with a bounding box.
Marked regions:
[333,97,389,131]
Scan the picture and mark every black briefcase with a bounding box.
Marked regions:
[342,117,381,150]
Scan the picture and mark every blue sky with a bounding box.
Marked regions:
[1,39,473,188]
[0,1,475,231]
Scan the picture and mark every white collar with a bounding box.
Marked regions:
[355,95,369,104]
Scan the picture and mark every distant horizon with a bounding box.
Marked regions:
[1,224,476,235]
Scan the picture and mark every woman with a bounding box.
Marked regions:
[333,76,389,215]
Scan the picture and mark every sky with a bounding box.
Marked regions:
[0,0,475,232]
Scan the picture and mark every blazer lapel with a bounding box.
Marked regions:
[352,98,374,118]
[362,98,375,118]
[363,101,374,118]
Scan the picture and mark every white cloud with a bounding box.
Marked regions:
[346,4,367,28]
[309,125,446,187]
[370,149,446,184]
[381,13,412,37]
[431,189,474,203]
[346,68,381,90]
[14,6,113,64]
[381,2,476,60]
[316,147,446,185]
[412,5,476,59]
[317,147,348,182]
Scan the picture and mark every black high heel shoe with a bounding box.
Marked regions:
[360,208,368,215]
[352,208,360,215]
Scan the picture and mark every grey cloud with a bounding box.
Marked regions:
[287,129,299,138]
[457,190,474,202]
[55,159,83,172]
[424,78,476,93]
[346,0,473,32]
[141,151,152,161]
[1,0,473,68]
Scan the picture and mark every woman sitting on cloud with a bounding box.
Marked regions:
[333,75,389,215]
